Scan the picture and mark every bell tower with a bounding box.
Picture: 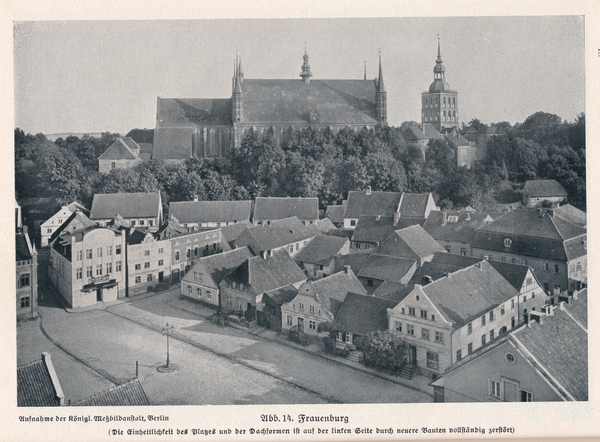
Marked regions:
[300,48,312,84]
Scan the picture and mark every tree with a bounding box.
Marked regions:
[355,330,407,372]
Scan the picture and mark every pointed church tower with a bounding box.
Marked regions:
[232,53,244,124]
[300,49,312,84]
[421,37,458,133]
[375,52,388,125]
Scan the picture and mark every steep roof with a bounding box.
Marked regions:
[421,123,442,139]
[374,225,444,261]
[183,246,254,288]
[91,192,161,220]
[549,204,586,228]
[156,98,232,126]
[403,125,428,141]
[233,217,316,253]
[16,229,35,261]
[223,250,306,294]
[420,260,519,327]
[293,235,349,265]
[325,204,346,224]
[98,137,140,160]
[17,353,64,407]
[371,280,414,303]
[254,197,318,222]
[351,215,425,244]
[334,252,371,275]
[332,292,397,336]
[306,269,367,317]
[71,379,150,406]
[423,210,500,244]
[263,285,298,306]
[169,200,252,224]
[152,126,196,160]
[345,190,402,219]
[567,289,587,329]
[444,132,471,148]
[524,179,568,198]
[357,254,417,283]
[511,302,587,401]
[125,128,154,144]
[48,210,96,244]
[399,193,433,218]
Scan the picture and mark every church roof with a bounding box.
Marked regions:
[157,98,232,126]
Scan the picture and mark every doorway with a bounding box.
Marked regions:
[408,345,417,364]
[297,317,304,333]
[158,271,164,282]
[96,287,102,302]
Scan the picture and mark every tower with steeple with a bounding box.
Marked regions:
[421,37,458,133]
[375,52,387,125]
[232,53,244,124]
[300,49,312,84]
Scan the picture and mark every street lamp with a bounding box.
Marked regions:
[162,322,174,368]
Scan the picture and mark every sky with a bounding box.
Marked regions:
[13,16,585,135]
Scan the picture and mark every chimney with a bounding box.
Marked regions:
[366,186,371,195]
[573,290,579,301]
[344,265,350,274]
[261,250,267,259]
[375,215,380,221]
[194,195,199,202]
[559,301,566,311]
[22,225,28,235]
[422,275,432,285]
[466,212,471,221]
[442,211,447,226]
[543,305,554,315]
[529,311,544,325]
[393,211,400,226]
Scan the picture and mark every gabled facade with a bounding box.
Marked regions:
[373,225,445,266]
[90,192,163,231]
[293,235,350,279]
[344,188,402,230]
[98,137,143,173]
[387,261,521,378]
[49,226,126,308]
[16,226,38,320]
[350,215,426,250]
[357,254,417,293]
[253,197,319,225]
[523,179,568,207]
[40,201,89,247]
[126,229,171,295]
[169,199,252,229]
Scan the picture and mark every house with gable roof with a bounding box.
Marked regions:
[293,235,350,279]
[343,188,402,230]
[98,137,144,173]
[169,199,252,229]
[18,352,65,407]
[350,215,427,250]
[281,266,366,337]
[387,260,521,379]
[253,196,319,226]
[40,201,90,247]
[90,192,163,231]
[431,289,587,402]
[181,246,254,308]
[523,179,568,207]
[374,224,445,266]
[17,226,38,320]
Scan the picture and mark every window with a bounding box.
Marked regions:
[460,248,467,256]
[96,265,102,276]
[544,263,549,272]
[18,273,30,288]
[490,329,494,341]
[401,307,405,314]
[20,296,30,308]
[445,246,451,253]
[456,350,462,362]
[409,307,416,316]
[135,276,141,284]
[175,251,180,261]
[511,258,517,264]
[426,352,439,370]
[395,322,402,333]
[149,219,154,227]
[296,243,299,251]
[135,264,141,270]
[511,299,515,309]
[139,219,145,226]
[554,264,560,274]
[131,220,136,226]
[407,325,415,336]
[76,268,82,280]
[106,262,112,274]
[158,248,163,254]
[520,390,533,402]
[197,288,201,297]
[481,315,486,326]
[206,291,211,299]
[144,262,150,269]
[350,220,356,226]
[226,297,232,307]
[468,343,473,354]
[86,266,93,278]
[435,331,444,344]
[504,238,512,247]
[97,247,102,258]
[501,305,505,316]
[421,328,430,340]
[490,311,495,322]
[467,322,472,334]
[116,245,121,255]
[147,273,153,282]
[523,295,527,302]
[431,314,435,321]
[309,305,314,313]
[187,249,191,258]
[511,316,516,328]
[287,315,293,325]
[111,161,116,169]
[299,303,304,310]
[116,261,122,272]
[145,250,150,256]
[506,353,516,364]
[158,259,164,266]
[86,249,92,259]
[107,246,112,256]
[76,250,82,261]
[420,310,428,319]
[309,320,316,330]
[481,334,486,345]
[367,279,373,287]
[490,380,501,398]
[522,259,528,265]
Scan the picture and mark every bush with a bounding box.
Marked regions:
[358,331,407,371]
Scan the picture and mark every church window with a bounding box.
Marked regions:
[453,97,456,107]
[443,97,446,107]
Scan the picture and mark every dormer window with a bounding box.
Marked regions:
[447,216,459,223]
[504,238,512,248]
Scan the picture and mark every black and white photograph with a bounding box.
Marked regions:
[7,1,598,440]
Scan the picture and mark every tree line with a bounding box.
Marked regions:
[14,111,586,218]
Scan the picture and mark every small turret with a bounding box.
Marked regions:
[300,49,312,84]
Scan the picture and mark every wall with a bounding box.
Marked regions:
[127,237,171,296]
[281,292,328,336]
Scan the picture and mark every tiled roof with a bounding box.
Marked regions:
[293,235,348,265]
[371,280,414,303]
[17,353,63,407]
[169,200,251,224]
[220,220,253,249]
[444,132,471,147]
[308,269,367,317]
[233,217,316,253]
[223,250,306,294]
[125,128,154,144]
[71,379,150,406]
[16,230,34,261]
[157,98,232,126]
[152,126,196,160]
[240,79,377,125]
[91,192,161,220]
[421,260,519,328]
[351,215,425,244]
[333,252,371,275]
[325,204,346,224]
[567,289,587,329]
[98,138,140,160]
[263,285,298,306]
[402,125,428,141]
[254,197,318,222]
[345,190,402,219]
[374,225,444,261]
[421,123,442,139]
[512,304,587,401]
[476,210,586,240]
[399,193,433,218]
[423,210,501,243]
[357,254,417,283]
[182,246,254,288]
[49,210,96,244]
[524,179,568,198]
[332,292,397,336]
[550,204,586,228]
[66,201,90,216]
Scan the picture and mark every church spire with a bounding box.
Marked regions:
[364,61,367,80]
[300,46,312,84]
[238,55,244,81]
[375,50,387,124]
[377,51,385,92]
[434,36,445,80]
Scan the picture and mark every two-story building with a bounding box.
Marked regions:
[253,196,319,226]
[40,201,89,247]
[16,226,38,320]
[169,199,252,229]
[126,229,171,295]
[293,235,350,279]
[387,261,520,379]
[49,225,126,308]
[90,192,163,231]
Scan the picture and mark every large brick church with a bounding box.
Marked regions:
[151,51,388,162]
